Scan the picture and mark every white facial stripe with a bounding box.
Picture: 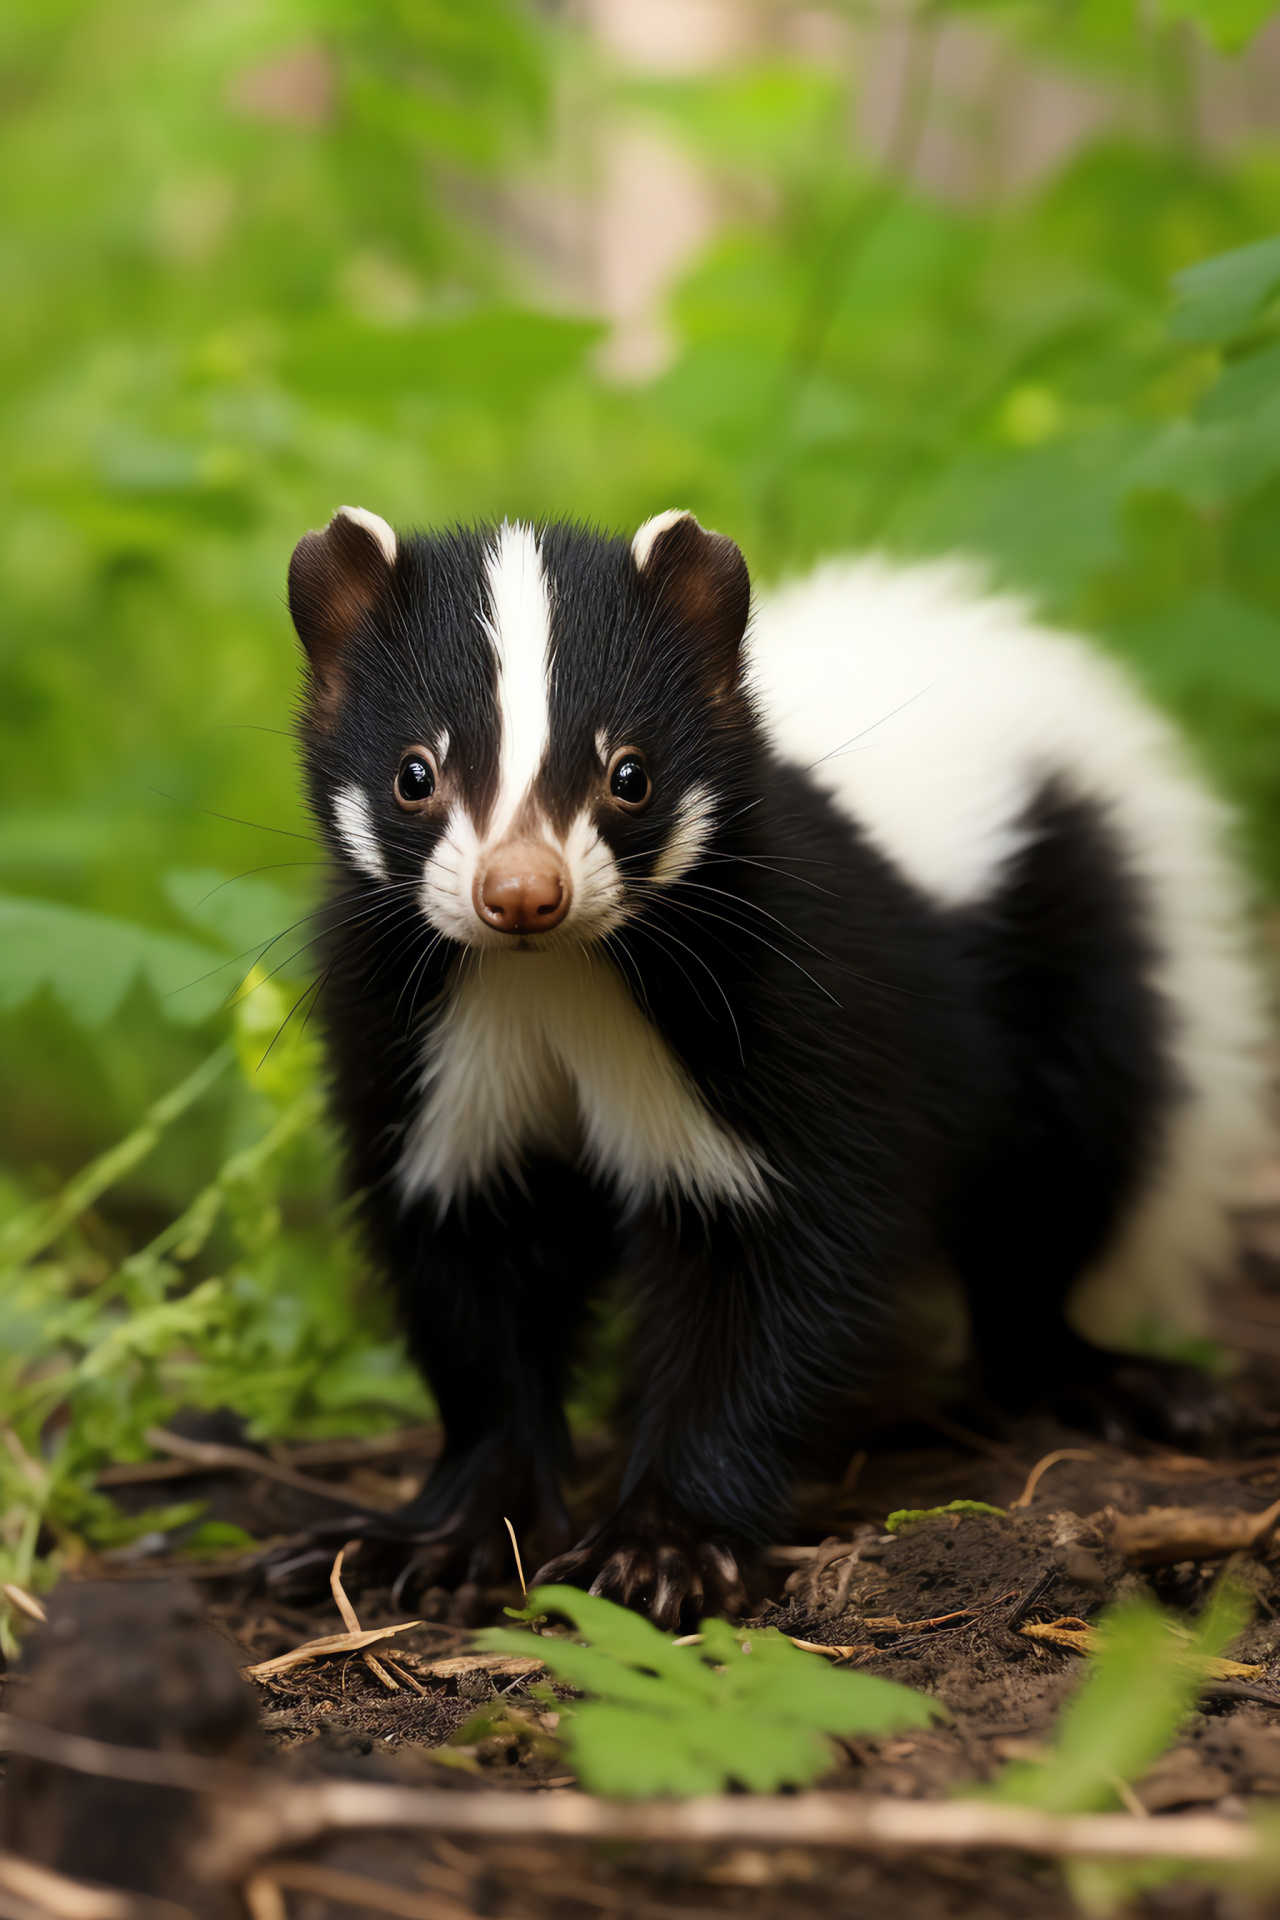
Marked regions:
[632,508,691,572]
[650,786,716,887]
[420,801,481,945]
[482,522,552,839]
[333,784,387,880]
[337,504,397,565]
[562,809,627,936]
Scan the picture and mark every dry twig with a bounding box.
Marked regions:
[1010,1450,1095,1509]
[194,1785,1274,1880]
[98,1426,441,1490]
[245,1862,469,1920]
[1018,1617,1266,1681]
[330,1546,400,1692]
[0,1851,190,1920]
[138,1429,385,1511]
[1,1586,47,1625]
[406,1653,546,1681]
[0,1716,1268,1881]
[1108,1500,1280,1565]
[241,1620,423,1682]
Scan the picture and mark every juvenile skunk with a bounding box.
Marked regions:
[289,506,1267,1624]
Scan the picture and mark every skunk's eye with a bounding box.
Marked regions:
[395,747,437,811]
[608,749,650,810]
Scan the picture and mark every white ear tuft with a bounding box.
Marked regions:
[337,505,397,566]
[632,509,692,572]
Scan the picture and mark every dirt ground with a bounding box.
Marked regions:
[13,1239,1280,1918]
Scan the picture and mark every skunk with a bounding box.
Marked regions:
[289,505,1267,1625]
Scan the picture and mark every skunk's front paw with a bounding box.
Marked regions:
[270,1445,571,1620]
[533,1494,748,1630]
[387,1448,572,1596]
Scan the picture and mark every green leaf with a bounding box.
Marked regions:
[477,1585,938,1799]
[1196,340,1280,422]
[995,1582,1252,1816]
[567,1700,829,1799]
[164,868,304,969]
[0,896,228,1027]
[1157,0,1278,50]
[1111,592,1280,709]
[991,1585,1254,1912]
[180,1519,256,1555]
[1170,236,1280,345]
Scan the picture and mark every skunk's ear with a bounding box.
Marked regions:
[632,510,750,699]
[288,506,397,719]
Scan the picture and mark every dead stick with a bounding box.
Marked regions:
[0,1850,191,1920]
[1010,1450,1095,1510]
[98,1426,443,1489]
[330,1544,399,1692]
[141,1429,385,1512]
[247,1862,469,1920]
[192,1782,1263,1881]
[0,1717,1261,1878]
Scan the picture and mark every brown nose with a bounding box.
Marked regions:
[475,842,570,935]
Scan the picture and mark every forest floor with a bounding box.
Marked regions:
[11,1233,1280,1919]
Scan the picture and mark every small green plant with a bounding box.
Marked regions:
[884,1500,1007,1531]
[0,972,429,1640]
[477,1583,940,1798]
[990,1582,1253,1911]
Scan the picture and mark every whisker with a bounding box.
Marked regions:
[625,881,841,1006]
[144,788,321,844]
[257,968,331,1072]
[804,686,933,771]
[621,919,746,1063]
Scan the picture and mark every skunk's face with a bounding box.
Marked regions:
[290,509,754,952]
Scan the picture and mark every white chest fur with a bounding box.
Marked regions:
[396,947,766,1216]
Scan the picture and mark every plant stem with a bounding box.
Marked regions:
[0,1042,234,1270]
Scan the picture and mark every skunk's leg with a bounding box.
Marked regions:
[951,771,1228,1436]
[952,1175,1229,1445]
[947,781,1219,1440]
[380,1160,617,1587]
[536,1212,862,1628]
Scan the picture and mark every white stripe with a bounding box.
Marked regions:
[332,784,386,880]
[650,785,715,886]
[482,522,552,838]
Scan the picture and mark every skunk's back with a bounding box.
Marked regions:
[750,557,1269,1346]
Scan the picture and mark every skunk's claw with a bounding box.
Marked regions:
[534,1502,747,1630]
[258,1446,571,1614]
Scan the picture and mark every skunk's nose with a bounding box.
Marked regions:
[476,843,569,934]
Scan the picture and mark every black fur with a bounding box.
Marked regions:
[291,515,1177,1626]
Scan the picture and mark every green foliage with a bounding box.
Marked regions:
[0,895,227,1028]
[477,1584,940,1798]
[1170,235,1280,343]
[992,1583,1252,1910]
[885,1501,1008,1531]
[997,1585,1249,1813]
[0,991,428,1642]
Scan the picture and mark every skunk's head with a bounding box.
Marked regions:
[290,509,756,951]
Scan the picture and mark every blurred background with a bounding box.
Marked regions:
[3,0,1280,1569]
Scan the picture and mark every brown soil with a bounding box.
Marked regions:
[13,1269,1280,1917]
